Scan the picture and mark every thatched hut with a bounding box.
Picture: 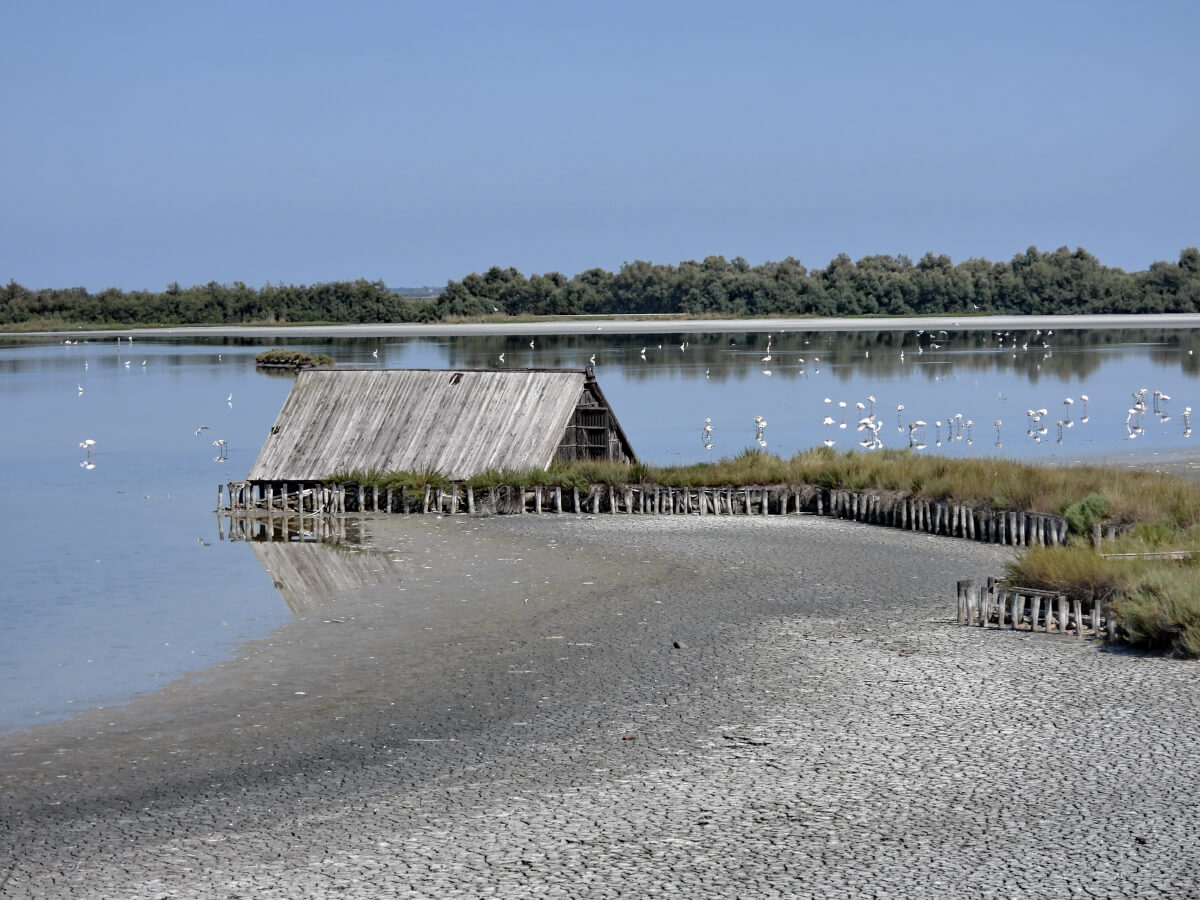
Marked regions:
[245,367,636,489]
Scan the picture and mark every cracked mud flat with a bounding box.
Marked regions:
[2,514,1198,899]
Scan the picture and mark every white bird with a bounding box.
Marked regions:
[498,353,505,363]
[195,425,210,435]
[212,439,228,447]
[77,384,84,394]
[227,393,233,404]
[589,354,596,365]
[124,360,131,367]
[80,460,95,470]
[529,340,535,349]
[79,439,96,449]
[372,348,379,358]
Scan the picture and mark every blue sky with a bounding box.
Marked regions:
[2,1,1196,291]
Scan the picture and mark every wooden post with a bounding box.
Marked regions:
[985,577,998,626]
[534,486,542,514]
[591,487,599,514]
[466,485,475,515]
[435,487,444,514]
[1091,595,1101,637]
[1106,602,1117,641]
[573,486,580,513]
[1056,594,1069,635]
[1031,595,1042,632]
[609,484,617,514]
[956,580,973,624]
[625,488,634,513]
[449,484,458,515]
[489,486,497,514]
[555,486,562,513]
[698,488,707,516]
[1071,596,1083,638]
[967,586,981,625]
[1008,590,1020,629]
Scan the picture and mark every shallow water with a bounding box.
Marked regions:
[1,325,1198,732]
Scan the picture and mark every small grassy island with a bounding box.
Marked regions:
[254,349,335,369]
[324,448,1200,658]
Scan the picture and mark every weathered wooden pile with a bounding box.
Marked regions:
[956,576,1116,640]
[220,480,1073,547]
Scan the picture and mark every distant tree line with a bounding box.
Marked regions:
[3,247,1199,329]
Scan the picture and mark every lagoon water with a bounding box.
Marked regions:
[2,324,1199,732]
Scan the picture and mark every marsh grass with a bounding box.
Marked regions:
[1004,528,1200,657]
[327,448,1200,531]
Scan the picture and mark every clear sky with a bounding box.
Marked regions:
[2,1,1196,292]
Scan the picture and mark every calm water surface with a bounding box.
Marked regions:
[2,326,1198,731]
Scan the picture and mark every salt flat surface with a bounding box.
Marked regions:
[3,514,1196,898]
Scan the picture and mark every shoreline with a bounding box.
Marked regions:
[8,311,1200,340]
[3,515,1199,897]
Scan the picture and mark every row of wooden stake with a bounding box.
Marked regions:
[957,577,1116,640]
[220,481,1072,547]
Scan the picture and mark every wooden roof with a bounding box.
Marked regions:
[247,368,609,481]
